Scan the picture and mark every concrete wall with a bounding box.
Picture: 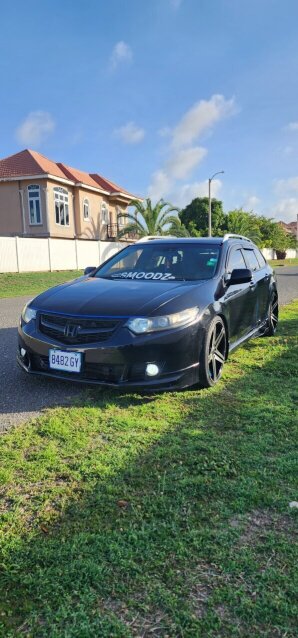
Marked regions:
[0,236,128,273]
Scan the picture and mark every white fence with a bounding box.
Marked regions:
[0,237,296,274]
[0,237,128,273]
[262,247,297,260]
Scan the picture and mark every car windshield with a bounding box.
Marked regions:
[94,243,220,282]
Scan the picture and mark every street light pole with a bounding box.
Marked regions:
[208,170,224,237]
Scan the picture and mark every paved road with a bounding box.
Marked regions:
[0,267,297,432]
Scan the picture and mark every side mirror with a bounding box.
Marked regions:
[84,266,96,276]
[227,268,252,285]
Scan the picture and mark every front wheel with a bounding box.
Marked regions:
[199,316,227,388]
[263,292,279,336]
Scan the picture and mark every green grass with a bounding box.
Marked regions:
[0,301,297,637]
[0,271,83,298]
[268,257,298,267]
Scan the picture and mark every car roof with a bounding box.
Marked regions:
[135,236,253,246]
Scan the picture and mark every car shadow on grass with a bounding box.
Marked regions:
[0,313,297,637]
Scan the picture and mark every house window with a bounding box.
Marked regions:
[54,187,69,226]
[28,185,42,225]
[117,206,126,229]
[101,202,109,224]
[83,198,90,221]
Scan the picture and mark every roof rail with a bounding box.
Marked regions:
[223,233,252,243]
[136,235,177,242]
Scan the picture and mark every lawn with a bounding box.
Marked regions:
[268,258,298,267]
[0,271,83,299]
[0,301,297,637]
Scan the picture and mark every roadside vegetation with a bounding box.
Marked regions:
[0,301,297,637]
[268,257,298,267]
[0,270,83,299]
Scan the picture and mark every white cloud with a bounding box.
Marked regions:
[272,198,298,222]
[166,146,207,179]
[274,176,298,194]
[285,121,298,131]
[114,121,145,144]
[148,94,237,206]
[110,41,132,70]
[243,195,261,210]
[147,170,173,201]
[171,94,237,149]
[171,179,222,208]
[15,111,55,147]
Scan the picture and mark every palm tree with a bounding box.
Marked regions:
[226,209,261,245]
[117,198,188,238]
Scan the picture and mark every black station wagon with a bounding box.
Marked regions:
[18,234,278,390]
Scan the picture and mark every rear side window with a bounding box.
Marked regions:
[227,248,246,272]
[243,248,260,271]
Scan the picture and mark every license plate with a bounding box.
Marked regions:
[49,349,82,373]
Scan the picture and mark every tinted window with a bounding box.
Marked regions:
[94,243,220,281]
[254,248,267,268]
[227,248,246,272]
[243,249,260,271]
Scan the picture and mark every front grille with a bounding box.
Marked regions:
[32,355,127,383]
[39,313,122,345]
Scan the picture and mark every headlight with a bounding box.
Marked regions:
[21,302,37,323]
[127,307,199,334]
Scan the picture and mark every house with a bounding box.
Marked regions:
[279,219,297,238]
[0,149,139,240]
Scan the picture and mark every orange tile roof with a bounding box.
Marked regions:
[0,149,139,199]
[90,173,134,197]
[0,149,68,180]
[57,163,108,191]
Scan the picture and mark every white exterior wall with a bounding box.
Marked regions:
[0,237,295,274]
[0,237,129,273]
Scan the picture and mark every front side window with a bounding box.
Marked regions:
[243,248,260,271]
[94,243,220,282]
[227,248,246,272]
[83,198,90,221]
[54,187,69,226]
[101,202,109,224]
[28,185,42,225]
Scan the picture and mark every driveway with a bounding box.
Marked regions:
[0,267,297,432]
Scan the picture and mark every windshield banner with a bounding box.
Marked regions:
[111,271,176,281]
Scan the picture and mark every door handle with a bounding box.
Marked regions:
[249,280,255,287]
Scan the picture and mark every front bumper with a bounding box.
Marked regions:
[17,319,201,391]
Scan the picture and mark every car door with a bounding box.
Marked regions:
[242,248,269,326]
[223,245,255,343]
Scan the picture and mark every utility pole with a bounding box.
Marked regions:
[208,171,224,236]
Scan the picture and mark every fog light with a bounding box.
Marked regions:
[146,363,159,377]
[20,348,26,358]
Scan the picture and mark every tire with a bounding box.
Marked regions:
[199,316,227,388]
[262,292,279,337]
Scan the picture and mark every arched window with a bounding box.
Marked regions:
[28,185,42,225]
[83,198,90,221]
[54,187,69,226]
[101,202,109,224]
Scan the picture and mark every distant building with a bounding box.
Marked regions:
[0,149,139,240]
[279,220,297,238]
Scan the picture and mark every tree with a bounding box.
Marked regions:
[179,197,225,236]
[224,209,262,245]
[117,198,188,238]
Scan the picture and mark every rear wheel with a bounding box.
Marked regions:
[199,316,227,388]
[263,292,279,336]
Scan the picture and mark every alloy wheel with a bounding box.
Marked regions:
[207,319,227,383]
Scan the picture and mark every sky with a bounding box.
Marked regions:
[1,0,298,221]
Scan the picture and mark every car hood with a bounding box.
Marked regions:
[31,276,206,317]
